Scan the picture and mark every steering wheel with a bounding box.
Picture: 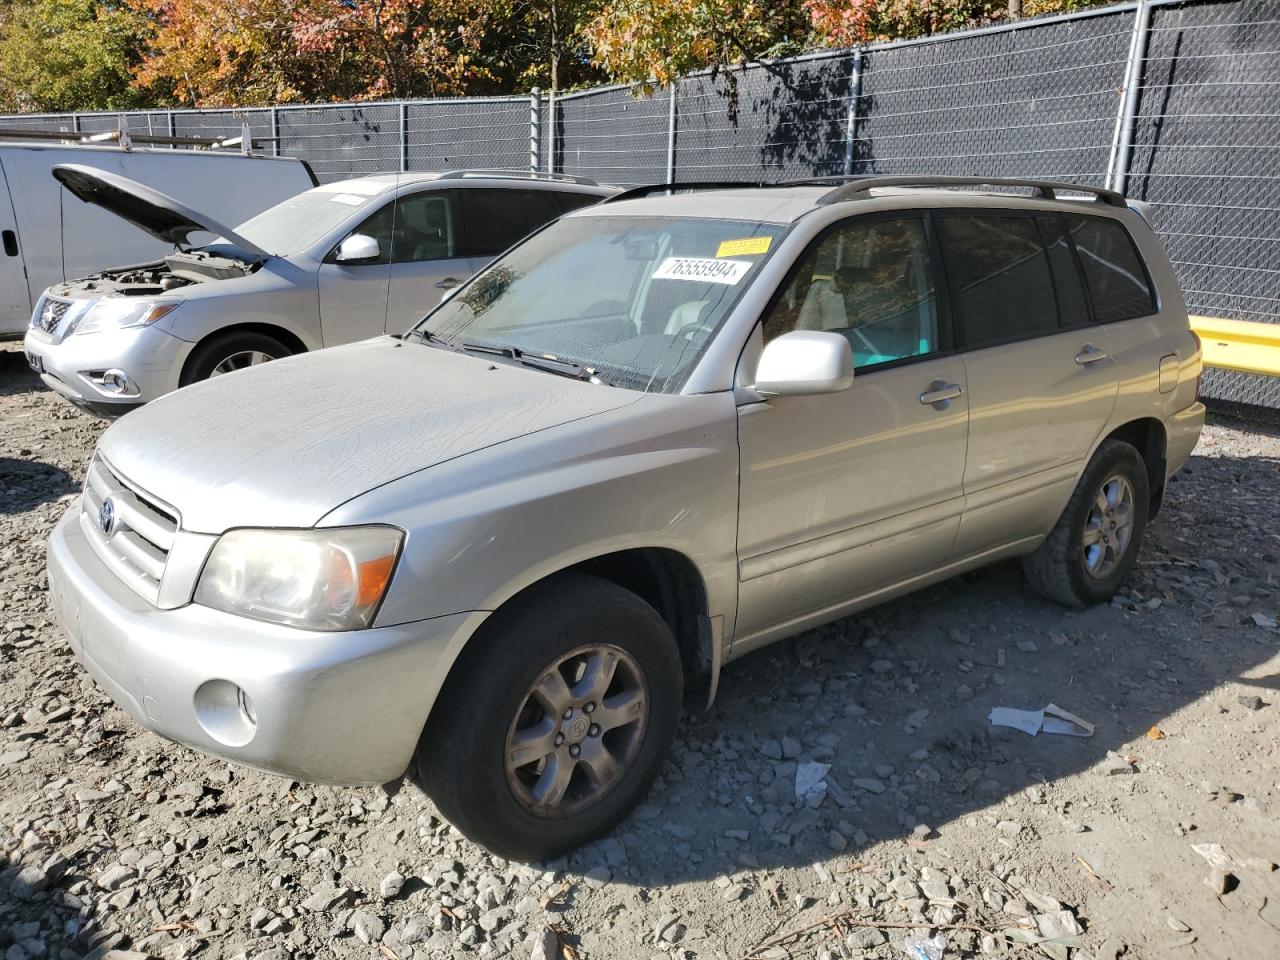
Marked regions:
[673,319,714,343]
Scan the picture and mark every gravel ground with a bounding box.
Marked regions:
[1,341,1278,960]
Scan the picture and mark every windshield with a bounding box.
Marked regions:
[233,182,392,256]
[416,215,786,393]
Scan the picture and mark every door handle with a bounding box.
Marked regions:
[433,277,459,289]
[1,230,17,257]
[1074,344,1108,365]
[919,380,964,408]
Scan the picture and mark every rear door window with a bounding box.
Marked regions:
[939,214,1060,349]
[460,188,560,257]
[1065,215,1156,322]
[1039,216,1090,329]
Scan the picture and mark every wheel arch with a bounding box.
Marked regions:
[1100,417,1168,518]
[179,322,309,383]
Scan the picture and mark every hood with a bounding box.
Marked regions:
[52,163,270,257]
[97,337,642,532]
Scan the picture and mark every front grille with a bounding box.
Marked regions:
[32,296,71,335]
[80,457,179,605]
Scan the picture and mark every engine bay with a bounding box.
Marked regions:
[47,250,256,298]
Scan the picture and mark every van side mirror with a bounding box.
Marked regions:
[334,234,381,263]
[754,330,854,397]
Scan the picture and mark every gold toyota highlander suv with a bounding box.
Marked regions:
[48,176,1204,859]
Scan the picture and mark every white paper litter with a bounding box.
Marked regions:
[988,703,1094,738]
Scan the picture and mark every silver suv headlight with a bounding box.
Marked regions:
[68,299,181,336]
[194,526,404,631]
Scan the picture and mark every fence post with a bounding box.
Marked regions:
[843,48,864,176]
[529,88,542,172]
[270,107,280,157]
[1106,0,1152,194]
[399,101,409,172]
[72,113,81,135]
[666,83,678,182]
[546,90,557,173]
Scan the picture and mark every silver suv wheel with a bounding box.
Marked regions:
[211,350,275,376]
[505,644,648,817]
[1082,474,1135,579]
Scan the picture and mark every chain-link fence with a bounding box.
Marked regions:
[3,0,1278,411]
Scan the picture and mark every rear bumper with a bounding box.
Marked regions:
[48,507,478,785]
[1166,401,1206,478]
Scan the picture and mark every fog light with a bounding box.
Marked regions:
[102,369,131,394]
[193,679,257,747]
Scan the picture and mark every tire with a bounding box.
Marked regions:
[416,573,684,861]
[1023,438,1150,608]
[180,331,291,386]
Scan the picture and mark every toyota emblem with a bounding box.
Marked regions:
[98,497,115,536]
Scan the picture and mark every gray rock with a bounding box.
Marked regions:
[380,870,406,900]
[846,927,887,949]
[583,866,611,889]
[780,736,802,759]
[759,739,783,760]
[301,881,350,913]
[869,660,894,674]
[400,916,430,945]
[352,909,387,944]
[851,778,886,794]
[96,865,134,891]
[529,927,559,960]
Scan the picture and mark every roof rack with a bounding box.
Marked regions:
[435,169,600,186]
[0,119,275,156]
[602,181,769,204]
[817,176,1125,207]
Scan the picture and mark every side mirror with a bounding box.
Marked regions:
[334,233,381,263]
[754,330,853,397]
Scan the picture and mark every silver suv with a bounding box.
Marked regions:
[23,167,615,416]
[47,176,1205,860]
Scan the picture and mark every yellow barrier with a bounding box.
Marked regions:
[1189,316,1280,378]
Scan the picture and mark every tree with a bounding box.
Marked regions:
[291,0,497,100]
[0,0,153,111]
[479,0,606,98]
[584,0,809,92]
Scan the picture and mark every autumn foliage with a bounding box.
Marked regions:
[0,0,1112,112]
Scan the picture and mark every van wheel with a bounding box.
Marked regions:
[181,332,291,386]
[1023,439,1150,608]
[416,573,683,861]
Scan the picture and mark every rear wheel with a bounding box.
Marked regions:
[180,331,291,386]
[1022,439,1149,607]
[416,573,683,861]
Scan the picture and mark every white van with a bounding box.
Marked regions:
[0,140,316,337]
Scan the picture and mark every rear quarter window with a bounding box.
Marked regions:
[1065,215,1157,322]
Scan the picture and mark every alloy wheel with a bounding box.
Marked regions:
[1082,474,1135,579]
[504,644,648,818]
[211,351,275,376]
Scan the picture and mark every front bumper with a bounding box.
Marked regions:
[23,324,190,416]
[48,507,477,785]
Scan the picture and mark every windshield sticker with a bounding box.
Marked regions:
[327,194,368,206]
[313,180,387,196]
[652,256,753,285]
[716,236,772,257]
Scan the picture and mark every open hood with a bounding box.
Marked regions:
[52,163,270,257]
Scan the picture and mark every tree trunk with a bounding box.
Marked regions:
[1008,0,1023,18]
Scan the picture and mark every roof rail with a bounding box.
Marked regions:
[817,176,1125,207]
[436,169,600,186]
[602,181,768,204]
[0,123,275,155]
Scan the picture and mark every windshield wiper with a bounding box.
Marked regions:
[460,341,610,385]
[404,328,455,350]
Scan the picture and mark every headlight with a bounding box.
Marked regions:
[68,299,181,336]
[194,526,404,631]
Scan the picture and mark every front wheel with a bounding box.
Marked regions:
[1023,439,1150,607]
[416,573,683,861]
[180,331,291,386]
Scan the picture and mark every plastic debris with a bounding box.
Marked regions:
[988,703,1094,737]
[903,932,947,959]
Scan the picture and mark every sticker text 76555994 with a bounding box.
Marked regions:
[652,256,753,285]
